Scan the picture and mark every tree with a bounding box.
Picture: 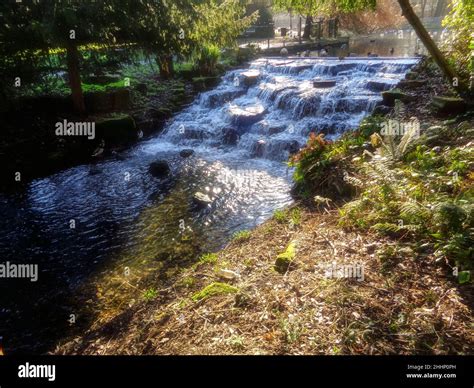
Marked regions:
[441,0,474,91]
[0,1,121,114]
[273,0,377,39]
[397,0,468,97]
[273,0,469,97]
[189,0,258,75]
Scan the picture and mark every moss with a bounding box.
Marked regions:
[191,282,239,302]
[274,242,296,274]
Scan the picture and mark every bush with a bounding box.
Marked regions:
[194,44,221,76]
[442,0,474,88]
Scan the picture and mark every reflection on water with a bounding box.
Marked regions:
[348,28,443,57]
[0,54,418,353]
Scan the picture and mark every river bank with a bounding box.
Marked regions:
[53,58,473,355]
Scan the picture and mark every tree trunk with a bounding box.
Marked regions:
[421,0,427,18]
[66,42,86,114]
[158,55,174,79]
[434,0,447,17]
[397,0,468,97]
[303,15,313,39]
[298,16,302,43]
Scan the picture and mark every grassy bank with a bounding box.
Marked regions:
[54,58,473,355]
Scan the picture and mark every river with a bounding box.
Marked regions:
[0,56,418,353]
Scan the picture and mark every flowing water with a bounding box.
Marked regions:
[0,57,418,353]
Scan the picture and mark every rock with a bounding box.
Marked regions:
[217,269,240,281]
[229,104,266,127]
[313,79,336,88]
[96,114,138,144]
[221,127,240,145]
[252,139,266,157]
[381,89,416,106]
[268,124,287,135]
[192,192,213,209]
[241,70,260,87]
[149,160,170,178]
[179,149,194,158]
[373,105,392,115]
[405,71,420,80]
[366,80,393,92]
[206,89,245,107]
[280,48,289,57]
[431,96,467,116]
[398,79,425,89]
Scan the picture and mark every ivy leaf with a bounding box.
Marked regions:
[458,271,471,284]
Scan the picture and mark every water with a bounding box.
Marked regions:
[0,57,418,353]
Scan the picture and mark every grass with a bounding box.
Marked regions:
[273,209,288,223]
[192,253,218,271]
[290,208,302,226]
[143,288,158,301]
[232,230,251,242]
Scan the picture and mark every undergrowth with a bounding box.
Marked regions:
[291,115,473,282]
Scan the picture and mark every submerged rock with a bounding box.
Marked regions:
[268,124,287,135]
[221,127,240,145]
[313,79,336,88]
[192,192,213,209]
[149,160,170,178]
[366,80,393,92]
[252,139,266,157]
[179,149,194,158]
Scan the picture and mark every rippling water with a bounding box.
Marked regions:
[0,56,418,353]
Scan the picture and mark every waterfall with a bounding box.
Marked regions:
[161,57,418,161]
